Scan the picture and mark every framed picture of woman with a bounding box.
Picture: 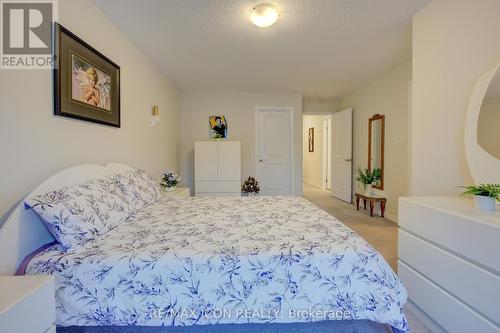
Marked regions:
[209,115,228,139]
[54,23,121,127]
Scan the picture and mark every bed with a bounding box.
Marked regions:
[1,163,408,333]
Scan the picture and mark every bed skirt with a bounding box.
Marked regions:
[57,320,394,333]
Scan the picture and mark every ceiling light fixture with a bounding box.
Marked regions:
[250,4,279,28]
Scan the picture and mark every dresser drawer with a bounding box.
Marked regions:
[399,197,500,272]
[195,181,240,193]
[399,230,500,325]
[398,261,498,333]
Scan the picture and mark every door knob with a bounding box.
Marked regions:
[259,159,264,162]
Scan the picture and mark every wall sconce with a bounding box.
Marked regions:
[151,105,160,127]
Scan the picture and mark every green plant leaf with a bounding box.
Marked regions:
[459,184,500,201]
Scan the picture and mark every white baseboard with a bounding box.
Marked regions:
[385,212,398,224]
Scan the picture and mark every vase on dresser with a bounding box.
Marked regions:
[473,195,496,211]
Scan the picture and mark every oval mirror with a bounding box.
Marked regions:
[477,69,500,159]
[465,61,500,184]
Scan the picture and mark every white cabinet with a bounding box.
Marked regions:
[0,275,55,333]
[195,141,241,196]
[398,197,500,333]
[218,142,241,181]
[194,141,219,181]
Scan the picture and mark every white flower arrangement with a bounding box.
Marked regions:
[160,171,181,188]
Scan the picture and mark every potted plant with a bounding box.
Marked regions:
[160,171,181,192]
[355,168,381,196]
[242,177,260,196]
[460,183,499,212]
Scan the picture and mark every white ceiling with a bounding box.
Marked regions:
[93,0,430,98]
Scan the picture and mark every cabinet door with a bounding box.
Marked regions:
[218,142,241,181]
[195,142,218,181]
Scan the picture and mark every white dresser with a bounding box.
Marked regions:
[195,141,241,196]
[398,197,500,333]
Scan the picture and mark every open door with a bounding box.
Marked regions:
[322,116,332,190]
[331,108,352,202]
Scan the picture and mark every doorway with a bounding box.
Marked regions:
[303,114,330,190]
[303,109,353,202]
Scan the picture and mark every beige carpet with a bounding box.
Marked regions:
[302,182,398,271]
[303,183,433,333]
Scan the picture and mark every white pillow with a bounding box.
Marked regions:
[100,162,135,177]
[25,170,161,251]
[25,173,135,251]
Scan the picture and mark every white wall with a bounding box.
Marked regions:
[303,115,324,187]
[0,0,179,224]
[410,0,500,195]
[477,96,500,160]
[303,97,339,115]
[179,92,303,196]
[339,61,411,220]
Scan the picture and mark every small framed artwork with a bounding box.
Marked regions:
[54,23,121,127]
[209,115,228,139]
[308,127,314,152]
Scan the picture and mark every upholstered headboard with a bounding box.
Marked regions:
[0,163,134,275]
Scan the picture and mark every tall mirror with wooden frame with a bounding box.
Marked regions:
[368,114,385,190]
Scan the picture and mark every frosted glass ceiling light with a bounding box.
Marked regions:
[250,4,279,27]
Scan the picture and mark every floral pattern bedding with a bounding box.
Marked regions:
[23,196,408,331]
[24,169,160,251]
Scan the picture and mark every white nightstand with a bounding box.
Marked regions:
[160,187,191,198]
[0,275,55,333]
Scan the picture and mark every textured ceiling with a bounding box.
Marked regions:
[93,0,430,98]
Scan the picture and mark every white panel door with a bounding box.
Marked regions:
[331,108,352,202]
[218,141,241,181]
[256,108,292,196]
[195,141,218,181]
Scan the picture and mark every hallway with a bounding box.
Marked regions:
[303,182,398,272]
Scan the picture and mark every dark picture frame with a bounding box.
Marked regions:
[54,23,121,127]
[308,127,314,152]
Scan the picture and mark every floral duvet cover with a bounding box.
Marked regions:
[22,196,408,331]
